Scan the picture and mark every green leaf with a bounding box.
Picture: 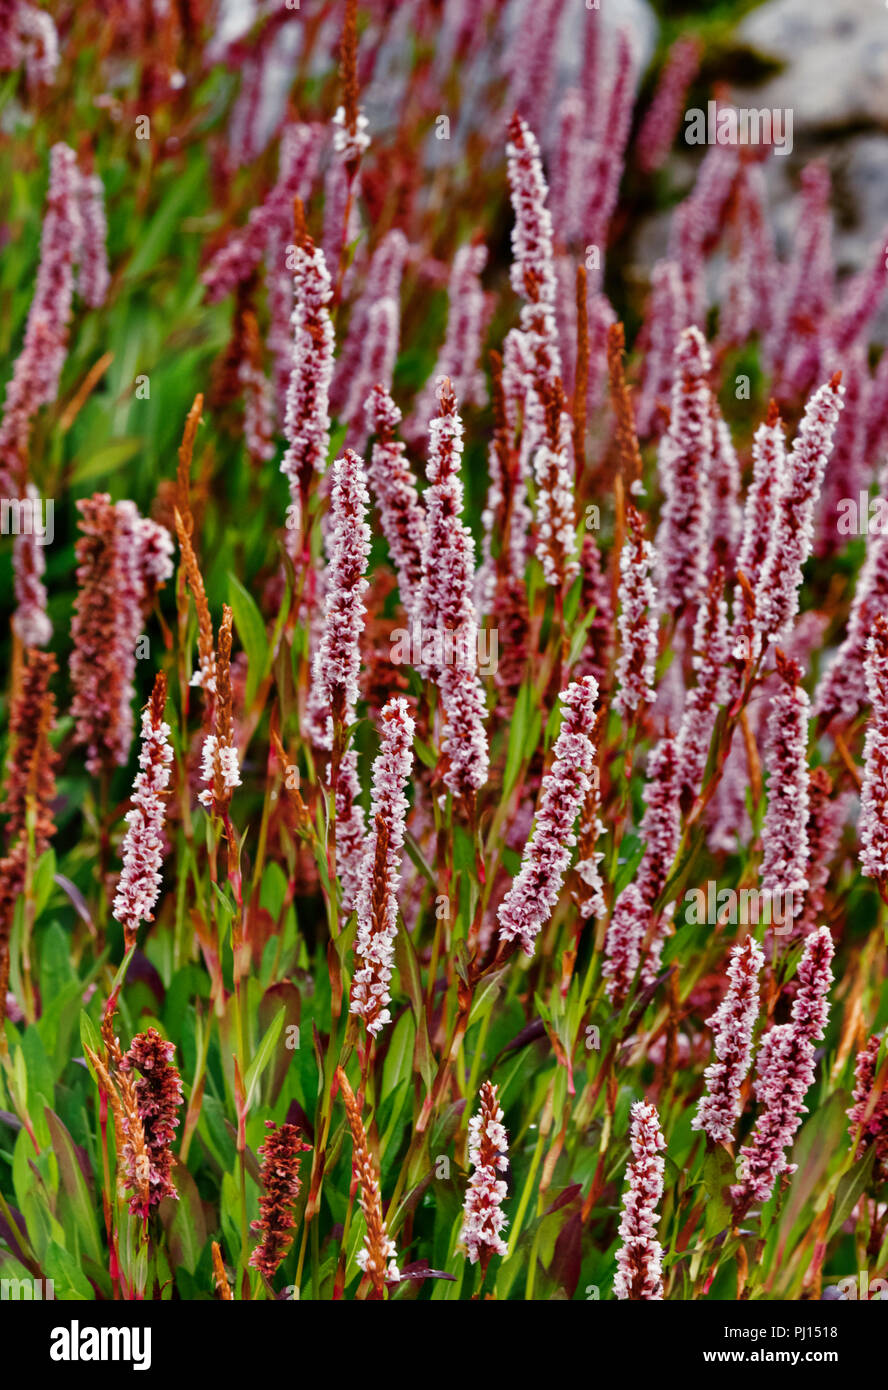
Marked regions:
[243,1007,286,1114]
[827,1147,876,1242]
[42,1242,94,1300]
[79,1009,102,1068]
[44,1108,103,1265]
[702,1146,734,1239]
[32,848,56,919]
[503,680,533,800]
[394,926,435,1090]
[228,572,270,706]
[160,1163,207,1276]
[70,437,143,485]
[125,160,207,281]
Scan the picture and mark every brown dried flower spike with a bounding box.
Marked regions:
[249,1120,311,1283]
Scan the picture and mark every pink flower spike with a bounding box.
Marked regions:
[505,113,561,383]
[604,738,681,1004]
[815,463,888,726]
[692,936,764,1147]
[754,374,844,649]
[308,449,371,745]
[637,35,702,175]
[859,614,888,889]
[708,396,741,573]
[581,29,636,264]
[113,674,174,949]
[415,379,489,801]
[655,326,713,616]
[847,1036,888,1184]
[533,386,579,588]
[732,927,834,1211]
[614,501,658,720]
[498,676,598,957]
[767,162,833,398]
[760,655,810,921]
[816,344,868,558]
[460,1080,509,1273]
[350,698,415,1039]
[333,229,408,416]
[636,259,686,441]
[343,296,400,452]
[730,401,786,691]
[12,483,51,648]
[0,142,82,486]
[614,1099,667,1300]
[365,386,426,622]
[280,220,335,546]
[675,567,729,805]
[76,167,110,309]
[409,241,488,439]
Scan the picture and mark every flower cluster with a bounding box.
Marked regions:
[350,698,415,1039]
[760,655,811,914]
[847,1036,888,1184]
[70,494,173,774]
[692,936,764,1146]
[332,104,370,164]
[249,1121,311,1282]
[498,676,598,956]
[859,614,888,886]
[675,567,729,805]
[754,374,844,648]
[815,474,888,726]
[119,1028,184,1219]
[614,1100,666,1300]
[460,1081,509,1272]
[733,927,834,1210]
[0,143,83,487]
[410,241,489,438]
[604,738,682,1003]
[11,484,51,648]
[113,674,174,948]
[636,36,702,175]
[280,212,335,541]
[416,378,489,800]
[655,326,712,615]
[308,450,371,744]
[365,385,426,622]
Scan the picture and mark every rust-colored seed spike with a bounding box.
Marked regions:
[212,1242,233,1301]
[293,195,307,251]
[270,728,311,835]
[765,397,780,428]
[337,1067,398,1296]
[341,0,359,131]
[607,321,644,489]
[774,647,801,687]
[216,606,234,746]
[149,670,168,727]
[437,374,457,417]
[174,507,215,697]
[177,394,203,532]
[242,308,261,368]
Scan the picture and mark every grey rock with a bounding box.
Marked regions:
[734,0,888,133]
